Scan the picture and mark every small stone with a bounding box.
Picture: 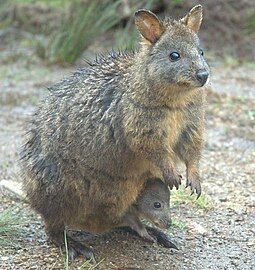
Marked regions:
[235,215,244,222]
[219,197,228,202]
[189,221,208,236]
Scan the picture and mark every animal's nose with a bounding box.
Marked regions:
[196,70,209,86]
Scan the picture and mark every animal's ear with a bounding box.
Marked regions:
[134,9,164,44]
[180,5,203,33]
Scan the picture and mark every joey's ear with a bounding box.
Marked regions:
[134,9,164,44]
[180,5,203,33]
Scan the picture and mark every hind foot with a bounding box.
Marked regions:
[63,239,95,262]
[46,224,95,262]
[145,226,178,249]
[119,226,177,249]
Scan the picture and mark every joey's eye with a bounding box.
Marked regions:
[200,49,204,56]
[169,52,180,61]
[154,202,162,209]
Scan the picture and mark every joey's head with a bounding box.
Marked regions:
[136,179,171,230]
[134,5,209,92]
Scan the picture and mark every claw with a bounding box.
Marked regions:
[186,176,202,197]
[63,240,95,263]
[163,168,181,190]
[175,175,182,189]
[196,187,201,199]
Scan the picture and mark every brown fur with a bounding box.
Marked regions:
[117,179,171,243]
[20,5,209,254]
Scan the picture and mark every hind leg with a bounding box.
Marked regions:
[119,225,178,249]
[145,226,178,249]
[45,219,95,262]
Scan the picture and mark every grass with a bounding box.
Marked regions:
[244,9,255,35]
[39,0,122,64]
[0,0,14,29]
[171,217,186,230]
[0,0,59,31]
[64,228,104,270]
[0,0,67,9]
[244,62,255,69]
[64,229,69,270]
[171,185,210,209]
[172,0,183,5]
[222,55,241,66]
[77,259,104,270]
[0,205,23,248]
[113,0,155,50]
[113,0,183,50]
[168,184,210,233]
[114,19,138,51]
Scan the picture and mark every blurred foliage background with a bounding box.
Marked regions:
[0,0,254,65]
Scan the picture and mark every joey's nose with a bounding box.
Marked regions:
[196,70,209,86]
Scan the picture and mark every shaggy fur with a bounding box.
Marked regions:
[20,5,209,257]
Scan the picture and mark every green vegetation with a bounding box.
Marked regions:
[38,0,122,64]
[1,0,254,65]
[172,0,183,5]
[0,0,13,29]
[0,0,62,31]
[0,206,23,248]
[171,217,186,230]
[114,0,155,50]
[172,186,211,209]
[244,10,255,34]
[114,19,138,50]
[1,0,65,8]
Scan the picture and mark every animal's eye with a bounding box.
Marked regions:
[169,52,180,61]
[154,202,162,209]
[200,49,204,56]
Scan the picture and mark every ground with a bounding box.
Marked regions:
[0,46,255,269]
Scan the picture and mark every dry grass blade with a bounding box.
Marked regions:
[64,228,104,270]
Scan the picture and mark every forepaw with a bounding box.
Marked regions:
[163,168,182,190]
[186,176,201,198]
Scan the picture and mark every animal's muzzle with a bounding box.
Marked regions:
[196,69,209,86]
